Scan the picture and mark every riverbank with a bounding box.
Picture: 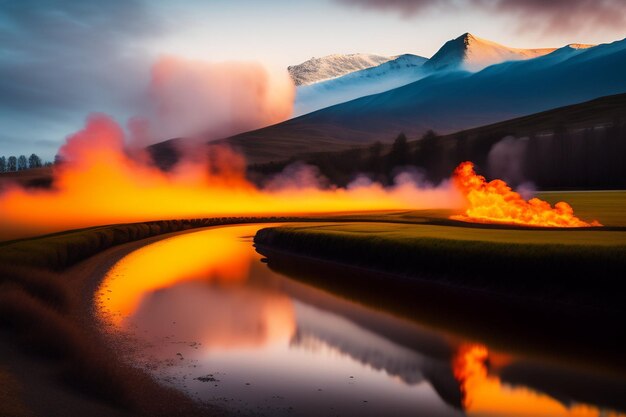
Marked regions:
[253,221,626,373]
[0,219,269,416]
[0,214,418,416]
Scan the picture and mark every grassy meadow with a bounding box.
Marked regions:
[538,190,626,227]
[254,191,626,312]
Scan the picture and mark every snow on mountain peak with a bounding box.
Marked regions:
[424,33,557,72]
[566,43,596,50]
[287,53,393,86]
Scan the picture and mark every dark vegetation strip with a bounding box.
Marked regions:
[254,226,626,312]
[254,226,626,372]
[0,217,306,270]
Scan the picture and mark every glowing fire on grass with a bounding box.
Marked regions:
[451,162,601,228]
[0,114,459,240]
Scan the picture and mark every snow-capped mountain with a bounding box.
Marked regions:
[423,33,558,72]
[251,37,624,147]
[291,33,589,115]
[295,54,428,115]
[287,54,393,86]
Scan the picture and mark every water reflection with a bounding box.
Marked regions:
[452,344,625,417]
[96,224,626,417]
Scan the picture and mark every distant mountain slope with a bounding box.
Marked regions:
[294,33,578,115]
[287,54,393,86]
[243,93,626,190]
[207,38,626,164]
[295,54,428,115]
[288,38,625,142]
[423,33,559,72]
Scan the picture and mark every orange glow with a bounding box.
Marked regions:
[0,115,458,240]
[452,344,623,417]
[97,226,252,323]
[97,225,295,348]
[451,161,601,227]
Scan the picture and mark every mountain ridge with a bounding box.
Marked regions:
[287,53,393,86]
[213,36,626,163]
[292,32,590,115]
[423,32,558,72]
[294,53,428,115]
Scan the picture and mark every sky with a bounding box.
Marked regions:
[1,0,626,160]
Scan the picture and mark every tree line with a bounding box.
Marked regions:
[0,154,52,173]
[250,119,626,190]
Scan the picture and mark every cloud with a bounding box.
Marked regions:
[0,0,162,156]
[0,2,296,156]
[336,0,626,34]
[488,0,626,35]
[336,0,441,15]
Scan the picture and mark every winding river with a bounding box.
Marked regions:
[95,224,626,417]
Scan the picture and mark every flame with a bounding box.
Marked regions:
[451,162,601,227]
[0,114,458,240]
[452,344,622,416]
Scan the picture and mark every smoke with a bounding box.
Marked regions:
[263,162,330,191]
[136,56,296,144]
[487,135,523,177]
[0,114,461,240]
[487,136,536,198]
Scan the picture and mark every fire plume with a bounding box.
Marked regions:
[452,162,601,228]
[0,115,458,240]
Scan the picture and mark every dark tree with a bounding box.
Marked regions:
[367,141,384,176]
[7,156,17,172]
[414,130,444,182]
[28,153,42,169]
[387,133,411,171]
[0,156,6,173]
[17,155,28,171]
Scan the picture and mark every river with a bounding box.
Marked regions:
[95,224,626,417]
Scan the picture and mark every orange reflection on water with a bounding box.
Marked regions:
[128,282,295,350]
[97,225,296,349]
[99,226,260,325]
[452,344,623,417]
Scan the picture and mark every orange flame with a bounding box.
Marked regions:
[451,162,601,227]
[0,115,459,240]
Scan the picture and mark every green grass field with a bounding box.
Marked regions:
[254,191,626,313]
[538,191,626,227]
[254,192,626,372]
[269,221,626,246]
